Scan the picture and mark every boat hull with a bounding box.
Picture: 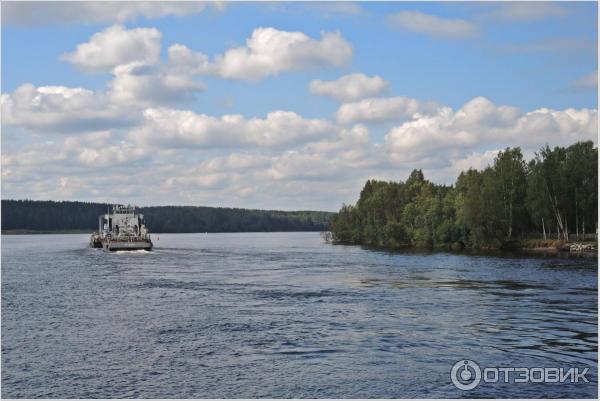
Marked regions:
[102,239,153,251]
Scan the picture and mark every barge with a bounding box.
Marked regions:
[90,204,153,251]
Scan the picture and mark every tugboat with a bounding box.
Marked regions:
[90,204,153,251]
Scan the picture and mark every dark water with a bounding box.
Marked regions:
[1,232,597,398]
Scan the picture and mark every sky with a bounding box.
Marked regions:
[1,1,597,211]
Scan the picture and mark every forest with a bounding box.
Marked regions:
[1,200,333,233]
[331,141,597,249]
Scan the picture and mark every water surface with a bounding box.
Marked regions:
[2,233,597,398]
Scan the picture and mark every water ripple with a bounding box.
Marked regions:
[1,232,597,398]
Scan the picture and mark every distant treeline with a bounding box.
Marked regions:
[331,141,598,249]
[1,200,333,233]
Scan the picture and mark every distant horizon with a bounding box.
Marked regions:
[2,1,597,210]
[1,198,337,214]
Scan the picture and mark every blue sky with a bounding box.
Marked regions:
[1,2,597,210]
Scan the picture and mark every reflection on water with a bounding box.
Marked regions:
[1,232,597,398]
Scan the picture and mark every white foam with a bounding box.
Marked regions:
[113,249,152,255]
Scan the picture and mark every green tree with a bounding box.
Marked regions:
[493,147,528,241]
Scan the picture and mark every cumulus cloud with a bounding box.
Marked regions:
[387,11,478,39]
[155,27,353,81]
[2,17,596,210]
[425,149,501,184]
[164,153,271,190]
[200,153,272,173]
[336,96,439,125]
[268,151,342,181]
[11,131,148,168]
[212,27,353,81]
[1,1,222,26]
[166,44,211,75]
[109,61,206,107]
[130,108,338,149]
[309,73,390,102]
[61,25,162,73]
[59,25,353,106]
[73,141,148,168]
[268,125,375,181]
[2,25,356,136]
[384,97,597,163]
[1,84,137,133]
[58,27,210,106]
[4,96,596,209]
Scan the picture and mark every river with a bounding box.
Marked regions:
[1,232,597,398]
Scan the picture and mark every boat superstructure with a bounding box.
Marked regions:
[90,204,153,251]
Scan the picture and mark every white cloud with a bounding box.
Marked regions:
[59,28,210,106]
[61,25,162,73]
[483,3,567,22]
[267,125,375,182]
[387,11,478,39]
[130,108,338,149]
[268,151,340,181]
[74,142,148,168]
[384,97,597,164]
[2,25,355,137]
[109,61,206,107]
[59,25,353,102]
[199,153,272,174]
[4,94,596,209]
[425,149,500,184]
[309,73,390,102]
[336,96,439,125]
[2,59,596,211]
[212,27,353,81]
[1,1,222,26]
[166,44,211,75]
[164,153,271,191]
[450,150,500,172]
[1,84,136,133]
[5,131,148,169]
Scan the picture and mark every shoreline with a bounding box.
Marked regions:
[1,229,326,235]
[331,240,598,259]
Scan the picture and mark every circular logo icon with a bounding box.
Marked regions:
[451,359,481,390]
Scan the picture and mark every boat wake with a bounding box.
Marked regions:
[114,249,152,255]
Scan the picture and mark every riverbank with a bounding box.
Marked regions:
[520,239,597,257]
[329,237,598,258]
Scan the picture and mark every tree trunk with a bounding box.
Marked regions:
[582,206,585,240]
[542,217,546,240]
[554,208,566,240]
[544,177,567,240]
[575,199,579,241]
